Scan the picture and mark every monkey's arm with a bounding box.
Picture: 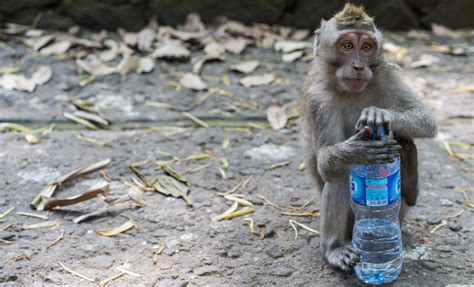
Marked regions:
[316,128,401,182]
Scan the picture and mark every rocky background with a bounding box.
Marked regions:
[0,0,473,32]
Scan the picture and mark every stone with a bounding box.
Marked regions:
[193,266,221,276]
[448,220,462,232]
[81,255,113,269]
[309,236,321,249]
[244,144,295,162]
[269,266,293,277]
[227,246,241,258]
[0,232,14,240]
[265,244,284,259]
[19,230,39,240]
[46,271,62,283]
[426,214,442,225]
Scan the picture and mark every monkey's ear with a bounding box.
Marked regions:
[313,28,321,56]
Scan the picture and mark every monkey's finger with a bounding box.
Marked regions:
[375,111,384,127]
[366,107,376,127]
[355,126,371,140]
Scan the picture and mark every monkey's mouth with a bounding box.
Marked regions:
[343,78,368,91]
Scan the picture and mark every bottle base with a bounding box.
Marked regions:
[354,257,402,285]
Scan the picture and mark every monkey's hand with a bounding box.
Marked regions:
[342,126,401,165]
[355,106,392,137]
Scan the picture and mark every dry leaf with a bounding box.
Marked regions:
[137,28,155,52]
[24,34,54,51]
[282,51,303,62]
[99,39,119,62]
[64,112,99,130]
[22,220,64,230]
[24,134,40,144]
[410,54,439,68]
[291,29,310,40]
[31,65,52,85]
[154,175,192,206]
[158,163,187,183]
[40,40,71,55]
[76,55,117,76]
[183,13,206,32]
[204,41,226,58]
[0,207,15,219]
[180,73,207,91]
[0,74,36,92]
[222,37,248,54]
[95,220,137,236]
[230,60,259,74]
[152,42,191,59]
[431,23,460,38]
[39,181,109,210]
[274,41,310,53]
[73,110,110,127]
[137,57,155,74]
[118,54,140,76]
[452,85,474,93]
[123,32,138,47]
[266,104,288,130]
[240,73,275,87]
[213,207,255,221]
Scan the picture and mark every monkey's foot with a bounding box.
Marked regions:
[325,245,360,272]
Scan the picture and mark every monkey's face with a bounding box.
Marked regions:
[333,32,377,92]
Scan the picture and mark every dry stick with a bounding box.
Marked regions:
[58,262,95,282]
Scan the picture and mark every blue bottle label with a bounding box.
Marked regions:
[350,170,401,207]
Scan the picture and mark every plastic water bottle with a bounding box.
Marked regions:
[349,126,402,285]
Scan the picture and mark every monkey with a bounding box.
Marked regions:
[301,4,437,271]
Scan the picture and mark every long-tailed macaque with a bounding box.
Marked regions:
[301,4,437,271]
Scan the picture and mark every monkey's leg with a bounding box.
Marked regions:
[398,138,419,222]
[320,179,359,271]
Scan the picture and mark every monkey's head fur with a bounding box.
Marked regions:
[313,4,383,93]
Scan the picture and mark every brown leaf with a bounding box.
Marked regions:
[230,60,259,74]
[240,73,275,87]
[39,181,109,210]
[180,73,207,91]
[118,54,140,76]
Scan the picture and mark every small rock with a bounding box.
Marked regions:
[227,246,241,258]
[247,197,263,205]
[243,144,295,162]
[19,230,39,240]
[46,272,62,283]
[193,266,221,276]
[151,229,167,238]
[440,199,453,207]
[0,231,15,240]
[269,266,293,277]
[31,282,43,287]
[265,244,284,258]
[448,220,462,232]
[81,255,113,269]
[435,245,452,253]
[426,214,442,225]
[309,236,321,249]
[164,249,175,256]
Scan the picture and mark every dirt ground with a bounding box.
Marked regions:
[0,23,473,286]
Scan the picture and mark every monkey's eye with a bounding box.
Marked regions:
[342,41,353,50]
[361,43,373,52]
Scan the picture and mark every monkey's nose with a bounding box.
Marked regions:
[353,66,365,71]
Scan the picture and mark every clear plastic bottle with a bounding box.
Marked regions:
[349,127,403,285]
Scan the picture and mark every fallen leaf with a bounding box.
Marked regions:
[431,23,460,38]
[182,112,209,127]
[58,262,95,282]
[282,51,303,62]
[40,40,71,55]
[31,65,52,85]
[99,39,119,62]
[39,181,109,210]
[266,104,288,130]
[23,34,54,51]
[222,37,248,54]
[137,57,155,74]
[410,54,439,68]
[22,220,64,230]
[180,73,207,91]
[99,273,124,287]
[0,207,15,219]
[204,41,226,58]
[0,74,36,92]
[73,110,110,127]
[122,32,138,47]
[267,161,291,170]
[152,42,191,59]
[274,41,310,53]
[95,219,137,236]
[240,73,275,87]
[76,55,117,76]
[213,207,255,221]
[117,54,140,76]
[64,112,99,130]
[137,28,155,52]
[451,86,474,93]
[230,60,259,74]
[291,29,310,40]
[158,163,187,183]
[24,134,40,144]
[154,175,192,206]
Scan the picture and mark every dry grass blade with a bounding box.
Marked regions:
[279,210,320,217]
[451,85,474,93]
[22,220,64,230]
[212,201,238,221]
[158,163,187,183]
[222,138,230,149]
[95,219,137,237]
[145,101,173,109]
[40,181,109,210]
[223,195,253,206]
[129,165,154,187]
[99,273,124,287]
[31,184,57,209]
[0,239,13,244]
[183,151,213,162]
[0,223,14,232]
[152,246,166,264]
[47,230,65,249]
[298,162,306,171]
[58,262,95,282]
[16,211,48,220]
[0,122,34,134]
[243,217,256,234]
[185,162,212,174]
[224,181,243,195]
[442,141,454,157]
[162,81,182,91]
[257,195,284,210]
[454,187,474,208]
[0,207,15,219]
[445,209,464,219]
[430,220,447,234]
[182,112,209,128]
[51,159,112,185]
[289,219,319,240]
[64,112,99,130]
[218,168,227,179]
[115,267,142,277]
[73,110,110,127]
[76,134,106,146]
[213,206,254,221]
[267,161,291,170]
